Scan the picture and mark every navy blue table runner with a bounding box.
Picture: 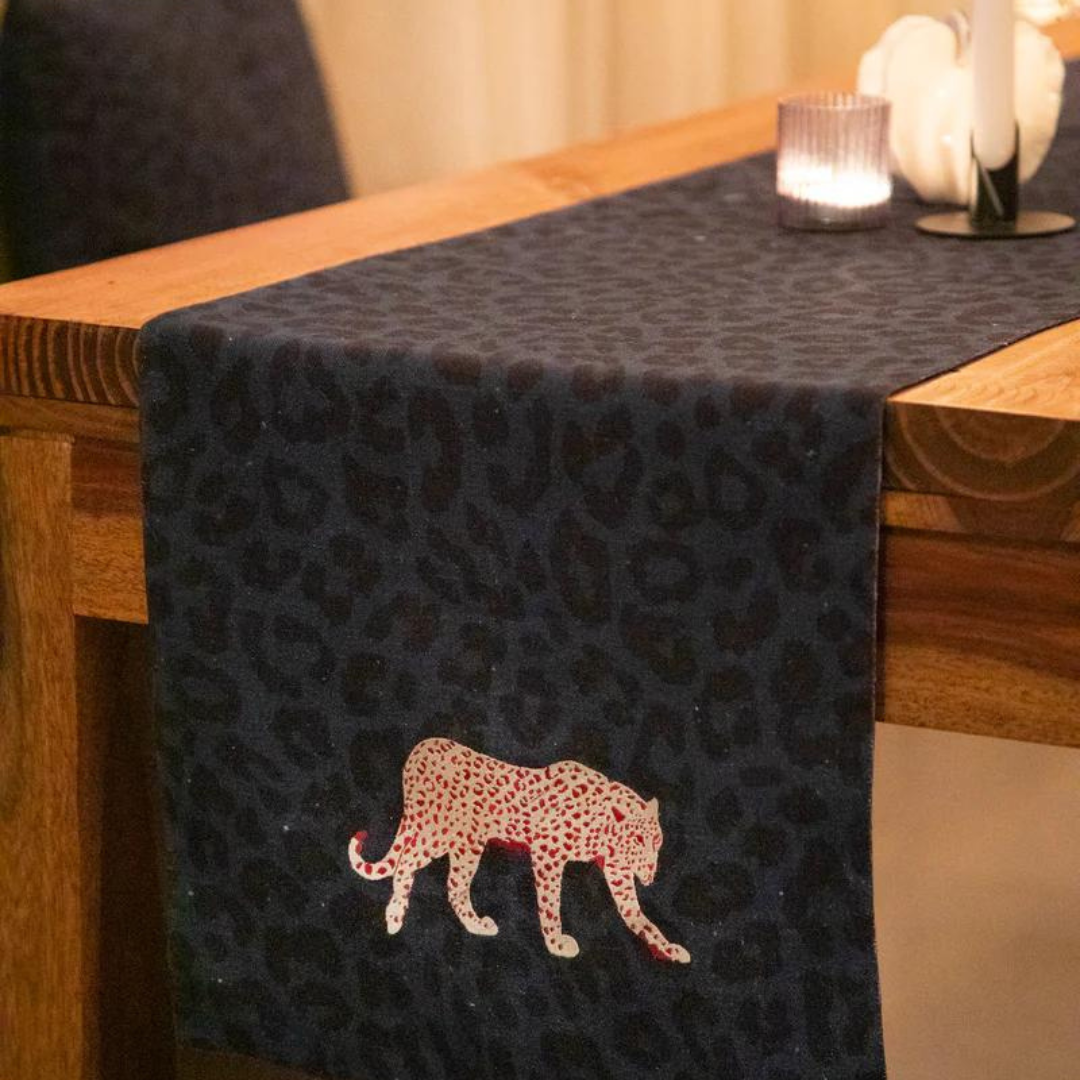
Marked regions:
[140,67,1080,1079]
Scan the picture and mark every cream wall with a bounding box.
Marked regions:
[874,725,1080,1080]
[298,0,958,193]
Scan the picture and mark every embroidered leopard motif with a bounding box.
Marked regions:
[349,738,690,962]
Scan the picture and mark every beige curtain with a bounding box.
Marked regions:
[299,0,957,193]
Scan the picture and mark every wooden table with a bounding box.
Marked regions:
[2,19,1078,1080]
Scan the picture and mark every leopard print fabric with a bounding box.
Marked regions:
[141,65,1080,1080]
[349,738,687,962]
[0,0,347,277]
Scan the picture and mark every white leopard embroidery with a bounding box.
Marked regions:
[349,737,690,962]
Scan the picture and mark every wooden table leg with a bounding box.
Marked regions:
[1,431,177,1080]
[0,430,97,1079]
[94,619,175,1080]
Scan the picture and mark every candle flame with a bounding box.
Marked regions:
[777,160,892,210]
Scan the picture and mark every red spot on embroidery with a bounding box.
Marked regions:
[352,830,367,849]
[489,838,530,857]
[612,807,626,823]
[594,855,606,870]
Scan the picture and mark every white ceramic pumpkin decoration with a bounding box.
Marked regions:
[857,13,1065,205]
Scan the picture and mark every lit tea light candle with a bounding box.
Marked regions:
[776,93,892,230]
[777,160,892,210]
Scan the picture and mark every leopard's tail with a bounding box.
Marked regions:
[348,825,404,880]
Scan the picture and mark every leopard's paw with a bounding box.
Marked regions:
[546,933,580,959]
[664,942,690,964]
[385,902,406,935]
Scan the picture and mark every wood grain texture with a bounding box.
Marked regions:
[0,394,139,443]
[71,440,146,622]
[0,317,140,406]
[891,317,1080,423]
[883,490,1080,545]
[879,529,1080,747]
[73,511,148,623]
[0,431,95,1080]
[884,400,1080,513]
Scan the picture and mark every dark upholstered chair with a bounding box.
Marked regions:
[0,0,349,278]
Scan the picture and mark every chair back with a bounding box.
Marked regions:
[0,0,348,277]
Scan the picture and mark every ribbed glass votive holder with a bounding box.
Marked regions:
[776,93,892,231]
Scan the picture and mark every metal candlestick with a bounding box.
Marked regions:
[917,126,1075,239]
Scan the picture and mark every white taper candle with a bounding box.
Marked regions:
[972,0,1016,170]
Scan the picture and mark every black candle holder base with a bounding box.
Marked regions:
[915,209,1076,239]
[917,127,1075,240]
